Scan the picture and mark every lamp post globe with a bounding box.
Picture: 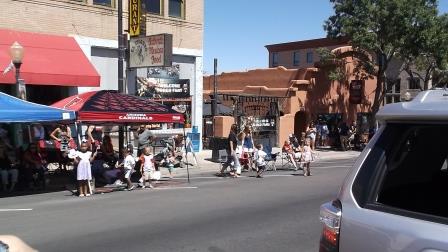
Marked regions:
[9,41,24,99]
[10,41,24,64]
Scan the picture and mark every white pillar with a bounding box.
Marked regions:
[192,55,203,151]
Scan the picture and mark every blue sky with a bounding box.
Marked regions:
[204,0,448,74]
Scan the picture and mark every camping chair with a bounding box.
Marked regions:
[217,149,229,175]
[264,145,279,171]
[281,151,297,170]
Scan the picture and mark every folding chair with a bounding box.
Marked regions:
[264,145,279,171]
[280,151,297,170]
[217,149,229,174]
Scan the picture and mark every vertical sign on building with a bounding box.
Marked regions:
[129,0,141,37]
[349,80,364,104]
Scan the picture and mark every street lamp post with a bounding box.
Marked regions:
[9,42,25,148]
[9,41,24,100]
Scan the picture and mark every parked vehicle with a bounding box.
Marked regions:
[319,89,448,252]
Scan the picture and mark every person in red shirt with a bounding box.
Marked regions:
[282,140,300,171]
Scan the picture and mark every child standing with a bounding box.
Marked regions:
[302,138,314,177]
[253,143,267,178]
[140,147,155,189]
[74,142,96,197]
[165,151,176,179]
[116,148,136,190]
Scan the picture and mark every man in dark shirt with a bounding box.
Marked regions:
[339,122,350,150]
[220,124,241,177]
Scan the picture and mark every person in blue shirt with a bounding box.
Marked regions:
[242,126,255,170]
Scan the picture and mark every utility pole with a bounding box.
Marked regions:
[212,58,218,136]
[118,0,125,153]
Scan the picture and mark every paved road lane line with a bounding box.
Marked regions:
[314,165,353,169]
[172,176,224,180]
[154,186,198,190]
[0,209,33,212]
[262,174,295,177]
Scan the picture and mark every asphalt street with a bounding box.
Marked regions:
[0,155,357,252]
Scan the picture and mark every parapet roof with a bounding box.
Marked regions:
[265,37,350,52]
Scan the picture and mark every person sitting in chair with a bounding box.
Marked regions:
[0,145,18,192]
[22,143,47,189]
[282,140,300,171]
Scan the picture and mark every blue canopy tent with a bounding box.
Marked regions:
[0,92,75,123]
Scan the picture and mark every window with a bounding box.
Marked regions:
[293,51,300,66]
[306,52,313,63]
[375,124,448,220]
[93,0,113,7]
[144,0,163,15]
[354,123,448,221]
[169,0,185,19]
[272,52,279,67]
[385,78,401,104]
[408,77,421,90]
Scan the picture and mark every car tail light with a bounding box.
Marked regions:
[319,200,342,252]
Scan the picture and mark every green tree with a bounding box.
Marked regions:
[324,0,439,121]
[399,13,448,90]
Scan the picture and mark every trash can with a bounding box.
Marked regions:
[209,137,228,161]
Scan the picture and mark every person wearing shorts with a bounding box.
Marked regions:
[140,147,154,189]
[117,148,135,191]
[253,144,267,178]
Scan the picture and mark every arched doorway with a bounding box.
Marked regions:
[294,111,307,137]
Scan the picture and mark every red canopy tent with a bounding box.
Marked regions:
[51,90,184,124]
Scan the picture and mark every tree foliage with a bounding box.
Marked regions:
[399,13,448,89]
[324,0,441,119]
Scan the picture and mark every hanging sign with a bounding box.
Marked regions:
[129,34,173,68]
[349,80,364,104]
[129,0,141,37]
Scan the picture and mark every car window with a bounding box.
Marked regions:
[374,123,448,219]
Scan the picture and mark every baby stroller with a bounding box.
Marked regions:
[239,151,251,171]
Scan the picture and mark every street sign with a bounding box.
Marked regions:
[129,0,141,37]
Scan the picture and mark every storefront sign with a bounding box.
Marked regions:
[137,78,189,98]
[349,80,364,104]
[240,116,276,132]
[118,113,153,121]
[129,34,173,68]
[128,0,141,37]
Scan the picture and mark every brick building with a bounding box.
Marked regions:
[266,37,426,104]
[266,37,349,69]
[0,0,204,144]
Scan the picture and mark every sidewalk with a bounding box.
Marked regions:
[160,148,361,178]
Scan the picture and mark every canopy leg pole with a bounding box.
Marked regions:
[75,122,82,148]
[183,126,190,184]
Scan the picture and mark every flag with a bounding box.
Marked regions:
[2,61,14,75]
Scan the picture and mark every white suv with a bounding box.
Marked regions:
[319,89,448,252]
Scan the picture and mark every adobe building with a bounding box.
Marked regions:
[204,45,377,147]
